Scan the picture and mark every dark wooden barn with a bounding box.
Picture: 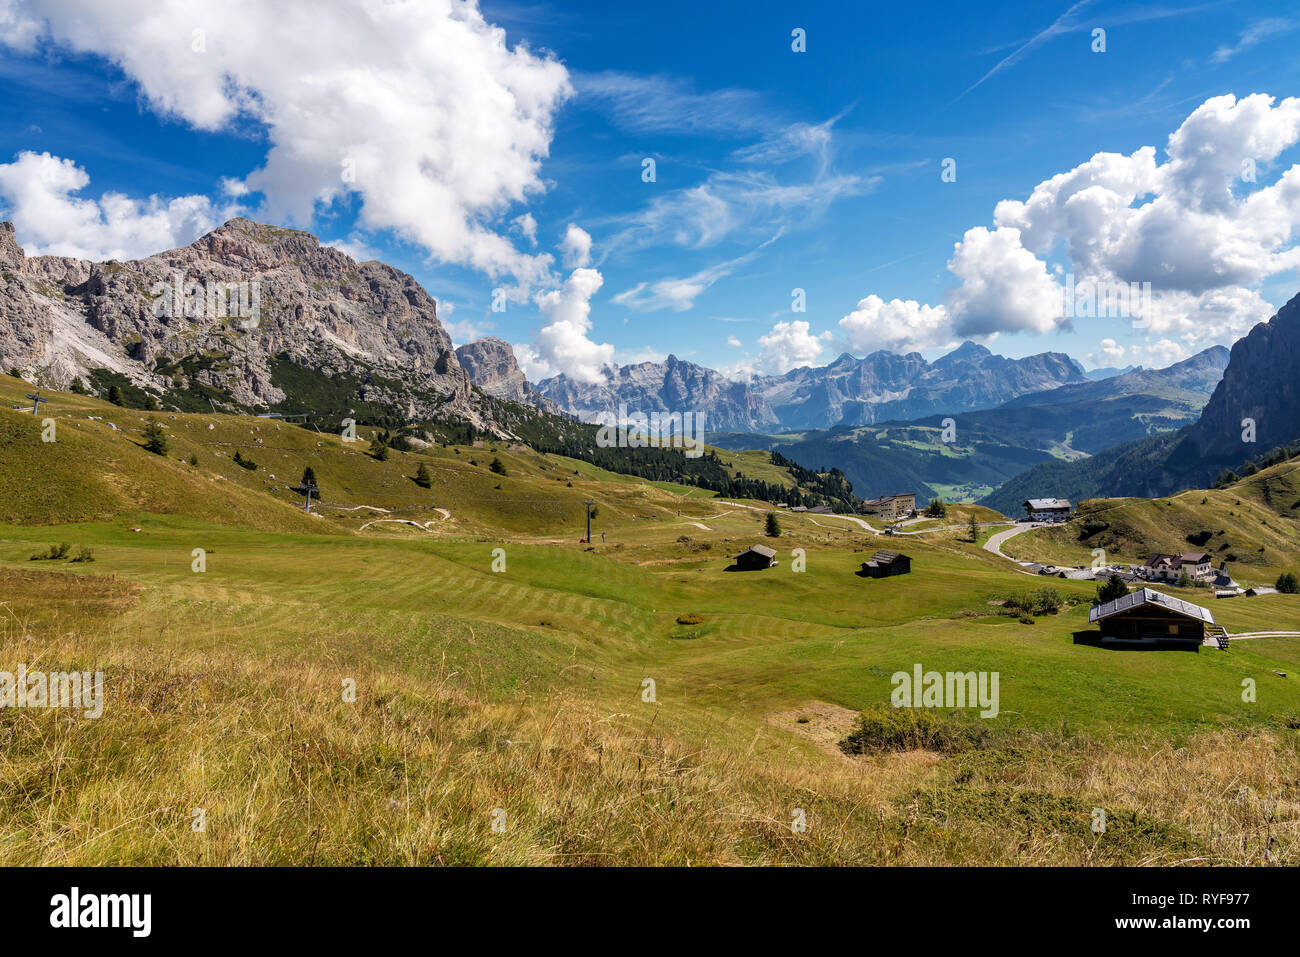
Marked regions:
[861,549,911,578]
[1087,588,1214,645]
[734,544,778,570]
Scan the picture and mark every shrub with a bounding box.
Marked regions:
[233,451,258,471]
[414,463,432,488]
[999,587,1064,616]
[70,546,95,563]
[840,704,992,755]
[30,543,71,561]
[489,457,507,476]
[676,613,704,625]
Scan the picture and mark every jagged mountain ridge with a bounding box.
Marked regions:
[755,342,1088,429]
[0,218,489,427]
[535,353,777,432]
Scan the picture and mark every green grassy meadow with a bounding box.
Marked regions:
[3,377,1300,865]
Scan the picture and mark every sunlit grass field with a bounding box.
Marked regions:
[3,378,1300,865]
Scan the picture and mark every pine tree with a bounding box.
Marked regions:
[142,420,168,456]
[765,512,780,537]
[968,514,979,543]
[489,457,507,476]
[107,385,124,406]
[301,466,318,490]
[415,462,432,488]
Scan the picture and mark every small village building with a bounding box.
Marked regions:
[1141,552,1215,583]
[861,549,911,578]
[1023,498,1072,522]
[859,493,916,520]
[1088,588,1215,644]
[734,544,778,570]
[806,505,834,515]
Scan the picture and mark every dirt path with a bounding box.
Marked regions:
[358,518,440,533]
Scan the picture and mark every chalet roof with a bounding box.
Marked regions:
[1088,587,1215,625]
[867,550,909,564]
[740,544,777,559]
[1025,498,1072,510]
[1147,552,1211,567]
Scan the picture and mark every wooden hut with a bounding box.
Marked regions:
[734,544,778,570]
[1087,588,1214,644]
[861,549,911,578]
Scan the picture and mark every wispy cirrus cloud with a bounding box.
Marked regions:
[1211,17,1297,63]
[612,232,783,312]
[955,1,1227,104]
[573,71,772,136]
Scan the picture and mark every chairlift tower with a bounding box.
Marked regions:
[291,480,320,512]
[582,500,596,543]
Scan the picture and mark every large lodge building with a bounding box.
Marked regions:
[859,493,915,521]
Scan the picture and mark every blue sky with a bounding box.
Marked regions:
[1,0,1299,381]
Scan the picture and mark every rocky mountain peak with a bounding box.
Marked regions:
[455,337,531,403]
[0,222,23,270]
[0,218,492,428]
[933,340,992,367]
[1183,292,1300,465]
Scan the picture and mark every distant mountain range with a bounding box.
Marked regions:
[511,339,1094,432]
[708,345,1230,504]
[981,291,1300,513]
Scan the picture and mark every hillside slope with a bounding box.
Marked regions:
[0,373,837,536]
[1001,454,1300,584]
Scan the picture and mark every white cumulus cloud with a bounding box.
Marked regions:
[1,0,572,284]
[754,319,830,374]
[559,223,592,269]
[516,267,614,384]
[0,151,231,260]
[836,93,1300,357]
[838,294,951,354]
